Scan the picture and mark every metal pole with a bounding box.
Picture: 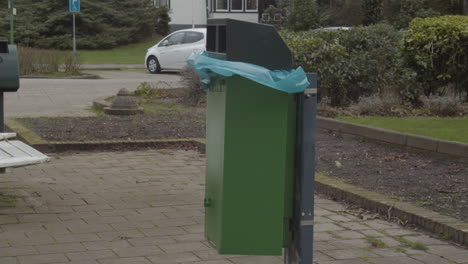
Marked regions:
[285,73,318,264]
[73,12,76,53]
[0,92,4,133]
[9,0,14,44]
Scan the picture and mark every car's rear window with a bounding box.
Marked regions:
[184,32,204,44]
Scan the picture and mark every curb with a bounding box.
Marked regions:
[20,74,100,80]
[318,117,468,159]
[315,174,468,246]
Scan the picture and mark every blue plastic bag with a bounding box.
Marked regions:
[186,51,309,94]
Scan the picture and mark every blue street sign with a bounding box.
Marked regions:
[69,0,80,13]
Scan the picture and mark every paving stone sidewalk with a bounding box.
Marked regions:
[0,150,466,264]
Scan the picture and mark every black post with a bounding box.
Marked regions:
[285,73,317,264]
[0,92,4,132]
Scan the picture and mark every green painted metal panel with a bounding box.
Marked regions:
[205,76,296,255]
[0,41,19,92]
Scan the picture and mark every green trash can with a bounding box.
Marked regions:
[0,40,19,92]
[203,19,298,256]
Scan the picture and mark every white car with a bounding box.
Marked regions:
[145,28,206,73]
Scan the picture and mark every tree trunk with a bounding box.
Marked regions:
[464,0,468,15]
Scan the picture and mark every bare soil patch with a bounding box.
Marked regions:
[316,129,468,222]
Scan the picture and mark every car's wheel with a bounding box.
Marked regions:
[147,56,161,74]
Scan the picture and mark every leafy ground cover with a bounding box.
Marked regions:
[79,37,162,64]
[336,116,468,144]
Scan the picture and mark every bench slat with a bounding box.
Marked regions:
[0,141,29,159]
[0,140,49,169]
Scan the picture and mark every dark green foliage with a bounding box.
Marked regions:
[393,0,440,29]
[287,0,327,31]
[362,0,384,25]
[0,0,169,49]
[282,25,415,106]
[402,16,468,100]
[154,6,171,36]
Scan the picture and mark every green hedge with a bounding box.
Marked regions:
[403,16,468,99]
[282,24,408,106]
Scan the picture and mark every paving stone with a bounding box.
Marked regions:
[337,222,370,231]
[97,230,145,241]
[141,227,187,237]
[404,235,450,246]
[367,256,424,264]
[332,230,365,239]
[314,223,344,232]
[0,257,18,264]
[321,249,378,260]
[147,252,200,263]
[66,250,117,261]
[172,233,205,242]
[227,256,283,264]
[113,246,163,257]
[372,248,407,257]
[317,260,369,264]
[98,257,152,264]
[159,242,209,253]
[53,233,102,243]
[0,246,37,257]
[17,253,68,264]
[127,236,177,247]
[328,239,370,249]
[83,240,131,250]
[35,242,86,254]
[314,232,337,241]
[409,252,453,264]
[192,249,235,260]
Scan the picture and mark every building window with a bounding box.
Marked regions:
[246,0,257,11]
[153,0,170,8]
[231,0,243,11]
[214,0,257,12]
[217,0,228,11]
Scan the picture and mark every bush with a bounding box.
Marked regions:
[0,0,169,50]
[393,0,440,29]
[402,16,468,100]
[287,0,327,31]
[17,46,81,75]
[282,24,407,106]
[421,95,464,116]
[179,66,206,107]
[362,0,384,25]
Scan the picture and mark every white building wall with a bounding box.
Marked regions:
[169,0,207,28]
[208,12,258,23]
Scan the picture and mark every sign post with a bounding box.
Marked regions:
[8,0,15,44]
[69,0,80,54]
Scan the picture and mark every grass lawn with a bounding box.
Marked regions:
[336,116,468,144]
[78,37,162,64]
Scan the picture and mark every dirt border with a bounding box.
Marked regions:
[318,117,468,159]
[5,118,467,246]
[4,118,205,154]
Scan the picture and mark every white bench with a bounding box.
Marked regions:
[0,133,49,170]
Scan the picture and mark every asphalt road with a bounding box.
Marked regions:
[4,70,183,117]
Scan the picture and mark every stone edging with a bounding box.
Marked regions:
[315,174,468,246]
[318,117,468,159]
[5,118,467,246]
